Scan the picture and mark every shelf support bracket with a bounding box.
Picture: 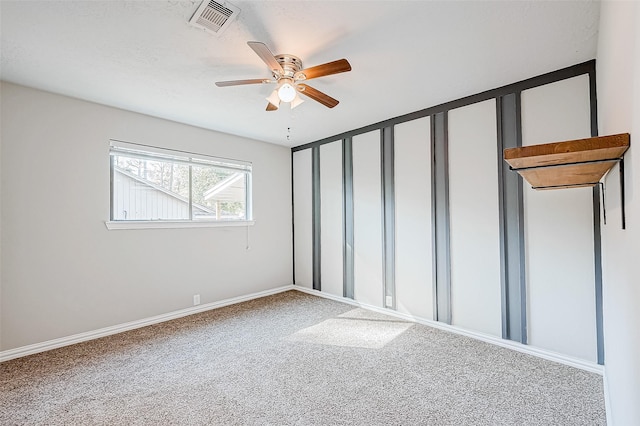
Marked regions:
[503,133,630,230]
[620,158,626,230]
[599,182,606,225]
[510,156,627,230]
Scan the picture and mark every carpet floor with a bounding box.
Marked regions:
[1,290,606,425]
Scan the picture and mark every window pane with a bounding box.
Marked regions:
[192,165,246,220]
[113,156,190,220]
[110,142,251,223]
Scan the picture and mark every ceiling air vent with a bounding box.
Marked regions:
[189,0,240,36]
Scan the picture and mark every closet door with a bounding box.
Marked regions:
[293,149,313,288]
[320,141,344,297]
[521,74,597,361]
[448,100,502,336]
[394,117,434,319]
[352,131,384,307]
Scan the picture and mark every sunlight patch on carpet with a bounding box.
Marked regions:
[285,308,413,349]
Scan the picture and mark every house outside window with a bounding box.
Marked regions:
[109,140,252,223]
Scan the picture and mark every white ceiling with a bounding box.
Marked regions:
[0,1,600,147]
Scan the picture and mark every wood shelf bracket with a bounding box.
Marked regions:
[503,133,630,229]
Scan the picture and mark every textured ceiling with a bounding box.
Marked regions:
[0,1,600,147]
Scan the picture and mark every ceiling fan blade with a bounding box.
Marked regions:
[215,78,273,87]
[297,84,339,108]
[295,59,351,81]
[247,41,284,74]
[266,102,278,111]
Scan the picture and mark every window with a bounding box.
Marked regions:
[109,140,252,225]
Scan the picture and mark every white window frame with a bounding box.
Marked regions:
[105,140,254,230]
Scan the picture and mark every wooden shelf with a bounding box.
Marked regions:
[503,133,630,190]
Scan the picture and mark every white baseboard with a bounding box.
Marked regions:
[1,284,604,377]
[603,372,612,425]
[0,285,295,363]
[292,286,604,375]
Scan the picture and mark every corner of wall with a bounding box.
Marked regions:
[596,1,640,424]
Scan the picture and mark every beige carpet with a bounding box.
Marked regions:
[0,290,605,425]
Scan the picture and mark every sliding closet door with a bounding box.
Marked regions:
[521,75,597,361]
[293,150,313,289]
[448,100,502,336]
[320,141,343,297]
[352,131,384,308]
[394,117,433,319]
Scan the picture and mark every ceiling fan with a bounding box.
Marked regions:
[215,41,352,111]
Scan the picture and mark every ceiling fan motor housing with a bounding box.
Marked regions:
[274,54,303,80]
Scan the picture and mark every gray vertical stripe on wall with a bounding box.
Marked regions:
[432,112,452,324]
[312,146,321,291]
[343,138,355,299]
[430,117,438,319]
[290,151,296,285]
[381,127,396,309]
[589,66,604,365]
[496,93,528,344]
[592,185,604,365]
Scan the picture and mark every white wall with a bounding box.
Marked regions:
[521,75,597,362]
[0,82,292,351]
[352,130,383,308]
[293,149,313,289]
[394,117,433,319]
[448,100,502,337]
[597,1,640,424]
[319,141,343,297]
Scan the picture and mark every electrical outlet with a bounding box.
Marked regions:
[385,296,393,307]
[193,294,201,306]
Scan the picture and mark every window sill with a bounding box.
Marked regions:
[105,220,255,230]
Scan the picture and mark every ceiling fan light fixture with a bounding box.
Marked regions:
[290,93,304,109]
[266,90,281,108]
[214,41,352,111]
[277,80,297,103]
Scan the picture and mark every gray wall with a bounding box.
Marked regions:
[0,82,292,351]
